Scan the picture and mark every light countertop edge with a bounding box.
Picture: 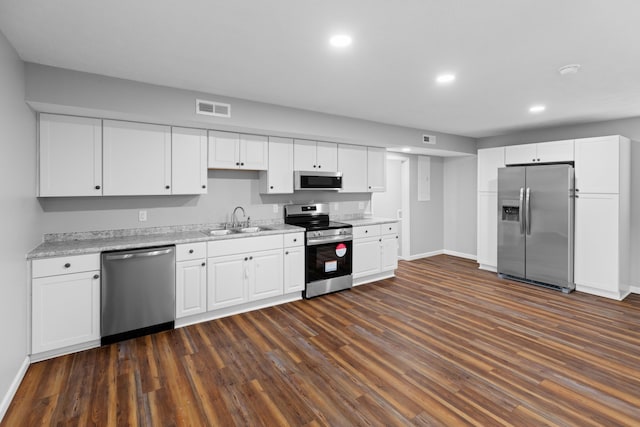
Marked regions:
[342,217,398,227]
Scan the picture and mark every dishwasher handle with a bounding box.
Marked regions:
[103,248,173,261]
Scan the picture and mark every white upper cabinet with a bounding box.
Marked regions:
[477,147,505,192]
[574,136,623,194]
[294,140,338,171]
[504,140,574,165]
[171,127,208,195]
[367,147,387,192]
[38,114,102,197]
[259,137,294,194]
[208,130,268,170]
[103,120,172,195]
[338,144,368,193]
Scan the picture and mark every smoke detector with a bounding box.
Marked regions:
[558,64,581,76]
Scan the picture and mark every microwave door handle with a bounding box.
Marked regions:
[519,187,525,235]
[525,187,531,235]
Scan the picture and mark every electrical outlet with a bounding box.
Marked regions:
[358,202,365,210]
[138,210,147,222]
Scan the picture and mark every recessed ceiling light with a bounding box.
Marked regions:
[436,74,456,84]
[529,105,546,113]
[401,147,412,152]
[558,64,581,75]
[329,34,352,48]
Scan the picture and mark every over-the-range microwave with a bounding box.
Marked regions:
[294,171,342,191]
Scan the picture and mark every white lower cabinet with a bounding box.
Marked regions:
[353,223,398,283]
[249,249,284,301]
[477,192,498,271]
[31,254,101,355]
[284,232,305,293]
[207,254,248,309]
[175,243,207,318]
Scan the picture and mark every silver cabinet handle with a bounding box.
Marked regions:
[525,187,532,235]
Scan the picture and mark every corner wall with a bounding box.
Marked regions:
[0,30,40,418]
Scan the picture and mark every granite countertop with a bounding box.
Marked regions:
[342,217,398,227]
[27,223,304,259]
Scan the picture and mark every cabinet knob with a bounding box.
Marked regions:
[202,185,206,189]
[313,165,317,168]
[369,186,372,189]
[244,257,248,261]
[201,262,206,267]
[285,251,289,255]
[240,162,245,166]
[575,188,580,192]
[365,230,368,233]
[396,236,399,239]
[293,238,297,242]
[165,185,170,189]
[270,186,274,189]
[379,238,382,242]
[64,263,71,268]
[537,158,540,161]
[318,165,322,169]
[236,162,240,166]
[249,256,253,260]
[93,274,100,279]
[95,185,101,190]
[189,249,194,254]
[575,195,579,198]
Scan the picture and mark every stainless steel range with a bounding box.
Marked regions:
[284,203,353,298]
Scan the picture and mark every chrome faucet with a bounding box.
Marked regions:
[231,206,246,228]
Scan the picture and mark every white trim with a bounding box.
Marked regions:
[575,285,631,301]
[479,264,498,272]
[353,271,395,287]
[629,286,640,295]
[0,356,30,422]
[30,339,101,363]
[404,250,444,261]
[443,250,477,261]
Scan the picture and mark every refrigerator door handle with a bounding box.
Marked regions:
[519,187,525,234]
[525,187,532,235]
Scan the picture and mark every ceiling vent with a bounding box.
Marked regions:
[422,134,436,145]
[196,99,231,118]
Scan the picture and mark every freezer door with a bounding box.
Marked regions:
[497,167,526,277]
[525,165,574,288]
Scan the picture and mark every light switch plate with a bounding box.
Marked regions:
[273,204,279,213]
[138,210,147,222]
[358,202,365,210]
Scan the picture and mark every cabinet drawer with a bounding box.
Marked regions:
[33,253,100,278]
[284,232,304,248]
[208,235,283,257]
[353,225,381,239]
[176,242,207,261]
[380,222,398,235]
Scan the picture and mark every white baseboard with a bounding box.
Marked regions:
[403,250,444,261]
[575,285,631,301]
[629,286,640,295]
[443,250,477,261]
[0,356,30,422]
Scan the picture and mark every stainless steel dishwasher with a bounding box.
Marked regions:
[101,245,175,345]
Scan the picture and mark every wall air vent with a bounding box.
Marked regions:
[422,134,436,145]
[196,99,231,118]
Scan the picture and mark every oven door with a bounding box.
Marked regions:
[306,237,352,284]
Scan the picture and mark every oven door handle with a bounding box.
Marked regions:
[307,235,353,246]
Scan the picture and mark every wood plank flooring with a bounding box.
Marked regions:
[4,255,640,426]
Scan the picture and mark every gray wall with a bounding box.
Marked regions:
[0,31,40,415]
[410,156,444,255]
[478,117,640,287]
[443,156,477,257]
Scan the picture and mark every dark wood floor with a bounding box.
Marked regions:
[4,255,640,426]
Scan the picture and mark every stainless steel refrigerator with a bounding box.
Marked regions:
[497,164,575,292]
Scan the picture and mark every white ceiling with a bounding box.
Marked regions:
[1,0,639,138]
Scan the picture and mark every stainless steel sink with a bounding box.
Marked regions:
[203,229,234,236]
[202,226,271,236]
[237,226,270,233]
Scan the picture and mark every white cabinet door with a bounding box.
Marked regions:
[505,144,537,165]
[575,136,620,194]
[284,246,305,293]
[338,144,368,193]
[294,140,318,171]
[176,259,207,318]
[477,192,498,270]
[380,234,399,272]
[208,130,240,169]
[367,147,387,192]
[260,137,294,194]
[574,194,620,293]
[537,140,574,163]
[103,120,171,195]
[172,127,208,195]
[353,237,382,278]
[38,114,102,197]
[249,249,283,301]
[316,141,338,172]
[32,270,100,354]
[239,134,268,170]
[477,147,505,192]
[207,254,247,310]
